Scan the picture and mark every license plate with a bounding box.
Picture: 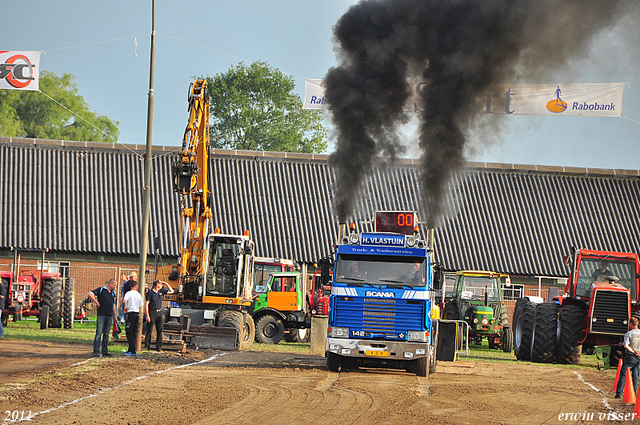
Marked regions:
[365,350,389,357]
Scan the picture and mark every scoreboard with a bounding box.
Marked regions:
[374,211,416,235]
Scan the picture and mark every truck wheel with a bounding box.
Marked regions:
[327,352,341,372]
[256,315,284,344]
[443,302,459,320]
[239,314,255,350]
[293,328,310,343]
[43,279,63,329]
[557,304,584,365]
[530,303,559,363]
[513,298,534,361]
[63,278,75,329]
[414,356,429,377]
[217,310,244,350]
[40,304,50,329]
[501,326,513,353]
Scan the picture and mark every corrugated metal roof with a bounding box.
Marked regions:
[1,139,639,278]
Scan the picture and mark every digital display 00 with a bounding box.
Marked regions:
[375,211,416,235]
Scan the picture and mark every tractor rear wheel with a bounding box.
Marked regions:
[530,303,559,363]
[443,302,459,320]
[327,352,341,372]
[513,298,535,360]
[557,304,584,365]
[501,326,514,353]
[63,278,75,329]
[43,279,63,328]
[40,304,50,329]
[255,315,285,344]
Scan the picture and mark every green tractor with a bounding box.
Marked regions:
[443,270,513,352]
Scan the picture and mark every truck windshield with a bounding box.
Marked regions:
[205,237,242,296]
[459,276,500,302]
[335,254,426,287]
[576,257,637,300]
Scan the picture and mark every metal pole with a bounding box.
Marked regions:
[136,0,156,353]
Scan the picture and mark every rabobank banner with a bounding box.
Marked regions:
[303,79,625,117]
[0,51,41,91]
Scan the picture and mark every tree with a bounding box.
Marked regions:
[0,70,119,142]
[206,61,327,153]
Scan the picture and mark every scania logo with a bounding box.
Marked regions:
[546,85,567,113]
[365,291,395,298]
[0,54,36,89]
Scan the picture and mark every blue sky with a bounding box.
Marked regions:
[2,1,639,170]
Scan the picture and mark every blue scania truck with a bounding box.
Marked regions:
[326,211,442,376]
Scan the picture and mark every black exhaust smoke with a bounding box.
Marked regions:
[325,0,630,226]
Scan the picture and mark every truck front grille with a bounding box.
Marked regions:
[591,290,629,335]
[334,297,426,336]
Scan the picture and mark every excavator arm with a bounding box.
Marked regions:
[172,79,211,299]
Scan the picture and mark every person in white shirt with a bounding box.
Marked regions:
[123,281,144,356]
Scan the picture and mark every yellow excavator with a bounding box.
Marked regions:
[166,78,256,350]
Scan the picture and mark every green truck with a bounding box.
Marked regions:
[250,271,310,344]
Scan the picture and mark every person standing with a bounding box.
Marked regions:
[88,278,117,357]
[615,316,640,398]
[118,272,137,324]
[0,279,6,339]
[145,280,174,352]
[123,281,144,356]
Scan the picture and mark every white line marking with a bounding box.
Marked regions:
[6,353,227,423]
[573,370,623,414]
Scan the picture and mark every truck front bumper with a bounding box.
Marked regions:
[327,337,429,360]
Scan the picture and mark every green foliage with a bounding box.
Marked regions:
[0,70,119,142]
[206,61,327,153]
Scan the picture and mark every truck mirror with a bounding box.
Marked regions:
[432,265,443,291]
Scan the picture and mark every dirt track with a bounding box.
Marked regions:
[0,341,636,424]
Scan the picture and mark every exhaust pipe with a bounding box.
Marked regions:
[337,223,347,245]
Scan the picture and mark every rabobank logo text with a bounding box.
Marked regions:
[360,233,405,247]
[365,291,395,298]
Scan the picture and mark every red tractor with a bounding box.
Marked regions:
[513,248,640,365]
[0,249,75,329]
[308,257,332,316]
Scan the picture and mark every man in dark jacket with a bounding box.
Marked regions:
[88,278,117,357]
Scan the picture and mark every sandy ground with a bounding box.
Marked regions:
[0,341,636,425]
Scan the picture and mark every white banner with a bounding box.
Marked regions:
[0,51,41,91]
[303,79,625,117]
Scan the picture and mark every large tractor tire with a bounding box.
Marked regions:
[63,278,75,329]
[513,298,535,361]
[42,279,63,329]
[530,303,559,363]
[255,315,285,344]
[557,304,584,365]
[239,314,255,350]
[501,326,514,353]
[443,302,460,320]
[327,352,341,372]
[40,304,50,329]
[217,310,245,350]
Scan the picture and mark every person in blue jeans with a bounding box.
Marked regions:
[88,278,117,357]
[0,279,6,339]
[616,316,640,398]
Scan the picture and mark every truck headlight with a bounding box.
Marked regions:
[330,327,350,338]
[406,236,416,247]
[407,331,429,342]
[348,234,359,244]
